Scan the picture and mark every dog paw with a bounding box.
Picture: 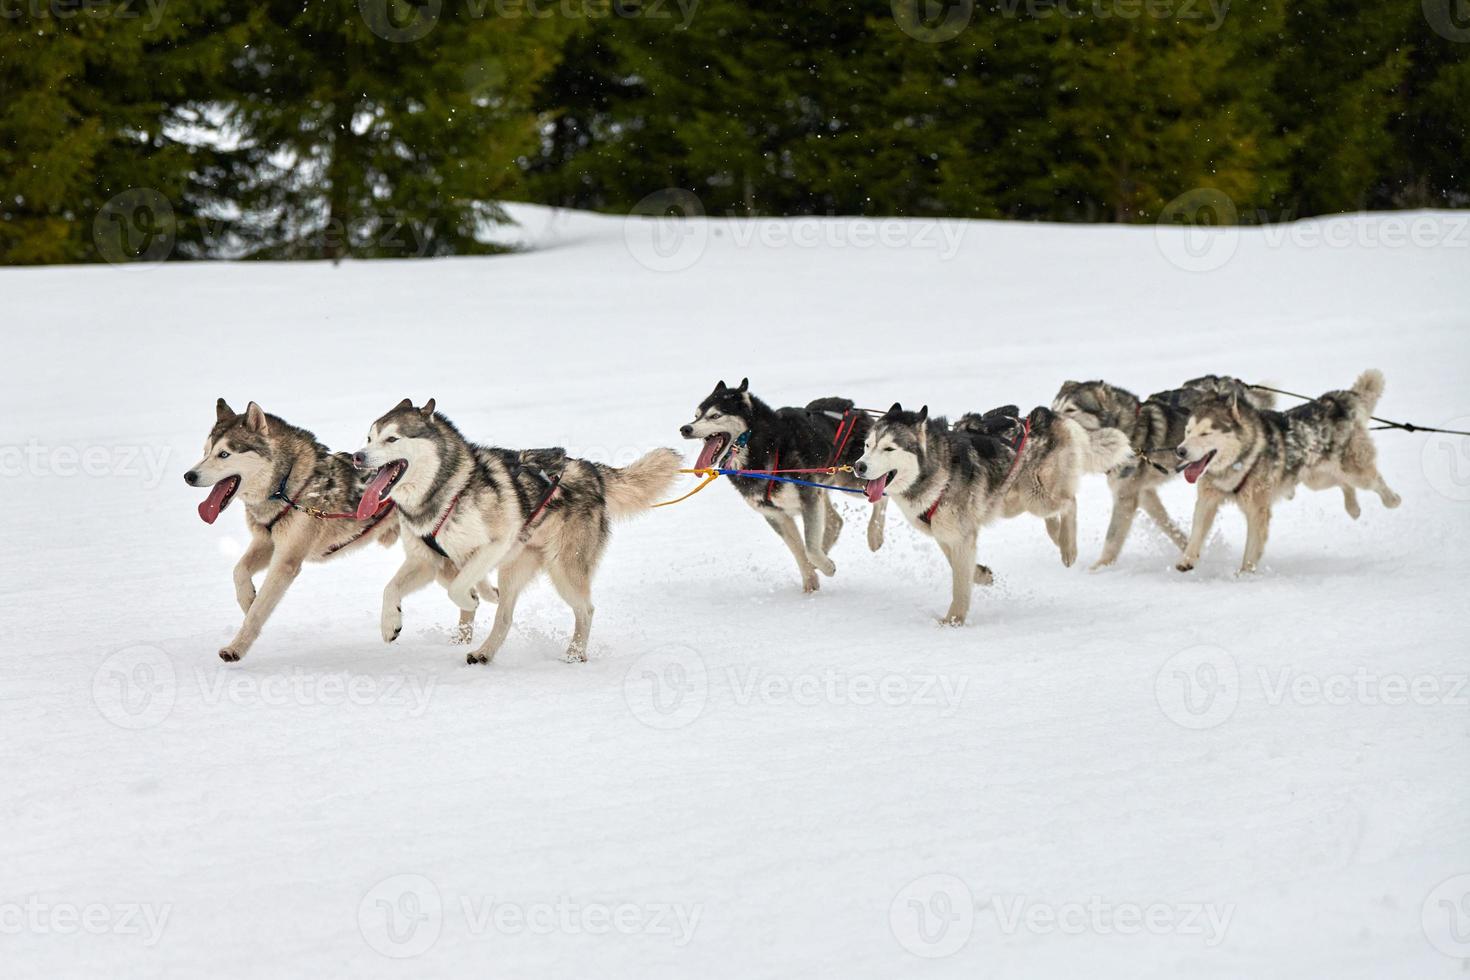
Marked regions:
[448,587,478,614]
[1089,558,1116,571]
[218,647,242,662]
[563,649,588,664]
[382,606,402,643]
[801,572,821,593]
[1236,564,1258,576]
[973,564,994,586]
[810,553,836,577]
[938,613,966,627]
[1175,560,1195,573]
[1060,548,1077,568]
[867,524,885,552]
[451,623,474,645]
[465,652,490,665]
[1383,492,1402,509]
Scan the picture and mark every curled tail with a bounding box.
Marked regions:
[1082,425,1133,473]
[1352,369,1385,414]
[601,448,683,519]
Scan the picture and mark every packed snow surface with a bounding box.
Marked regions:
[3,204,1469,978]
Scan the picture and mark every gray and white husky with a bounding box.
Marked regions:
[184,399,484,662]
[853,404,1130,624]
[1173,369,1400,574]
[353,399,681,664]
[1051,375,1274,567]
[679,378,886,592]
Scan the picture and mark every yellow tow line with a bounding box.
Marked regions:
[651,468,721,508]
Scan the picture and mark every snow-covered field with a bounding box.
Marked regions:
[3,204,1469,978]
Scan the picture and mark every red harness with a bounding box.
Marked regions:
[1002,418,1033,482]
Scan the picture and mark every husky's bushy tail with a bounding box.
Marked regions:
[1352,369,1386,414]
[601,448,683,519]
[1082,426,1133,473]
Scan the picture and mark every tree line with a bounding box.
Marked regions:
[1,0,1464,264]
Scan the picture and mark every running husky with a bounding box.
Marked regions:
[1173,369,1401,574]
[679,378,886,592]
[353,399,681,664]
[1051,376,1275,567]
[853,404,1130,624]
[184,399,487,662]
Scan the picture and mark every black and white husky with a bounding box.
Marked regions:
[354,399,681,663]
[679,378,886,592]
[853,404,1130,624]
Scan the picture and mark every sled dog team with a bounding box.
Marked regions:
[186,370,1400,663]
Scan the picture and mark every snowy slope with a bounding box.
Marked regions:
[2,204,1469,978]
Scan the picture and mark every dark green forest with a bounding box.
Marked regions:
[1,0,1465,263]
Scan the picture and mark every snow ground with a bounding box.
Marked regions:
[2,203,1469,978]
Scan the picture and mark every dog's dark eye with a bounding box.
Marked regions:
[707,413,722,420]
[217,450,230,459]
[385,437,398,443]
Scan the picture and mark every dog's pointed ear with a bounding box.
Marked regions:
[244,401,269,434]
[421,398,436,418]
[887,401,903,417]
[737,377,749,392]
[394,397,414,412]
[917,405,929,423]
[216,398,235,421]
[714,379,727,393]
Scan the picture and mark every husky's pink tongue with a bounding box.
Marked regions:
[197,477,237,525]
[357,464,400,520]
[694,435,726,471]
[865,472,888,503]
[1183,451,1215,485]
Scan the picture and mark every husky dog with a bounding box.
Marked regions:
[354,399,681,664]
[1051,375,1274,567]
[184,400,487,662]
[1174,370,1401,574]
[679,378,886,592]
[853,404,1130,624]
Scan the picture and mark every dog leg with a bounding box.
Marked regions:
[1240,498,1271,574]
[1057,498,1078,567]
[233,533,273,613]
[1092,488,1139,569]
[766,509,820,592]
[800,494,836,577]
[1177,489,1222,573]
[447,539,518,612]
[1044,516,1062,546]
[1140,488,1189,551]
[383,553,438,643]
[467,552,539,664]
[1341,486,1361,520]
[940,535,977,625]
[867,498,887,552]
[219,546,307,661]
[821,495,843,554]
[1369,473,1401,509]
[546,557,596,663]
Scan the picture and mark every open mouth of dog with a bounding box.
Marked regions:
[864,470,894,503]
[1178,450,1217,484]
[357,460,407,520]
[198,475,241,525]
[693,433,731,470]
